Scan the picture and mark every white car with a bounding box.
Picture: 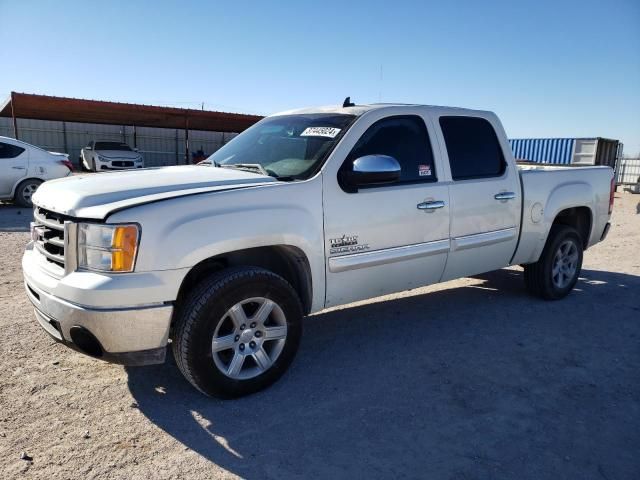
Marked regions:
[81,141,144,172]
[0,136,73,207]
[23,102,614,398]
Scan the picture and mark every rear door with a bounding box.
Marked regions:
[0,141,27,197]
[322,112,450,307]
[434,115,521,281]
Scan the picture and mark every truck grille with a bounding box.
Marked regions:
[112,160,134,167]
[33,207,68,269]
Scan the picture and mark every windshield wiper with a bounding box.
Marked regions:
[219,163,268,176]
[215,162,294,181]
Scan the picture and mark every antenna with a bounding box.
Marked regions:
[342,96,355,108]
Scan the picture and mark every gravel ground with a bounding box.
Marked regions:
[0,193,638,480]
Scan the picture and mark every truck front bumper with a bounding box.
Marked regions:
[23,245,175,366]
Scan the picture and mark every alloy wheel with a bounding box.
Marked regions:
[551,239,579,289]
[211,297,288,380]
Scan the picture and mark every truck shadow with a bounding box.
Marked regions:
[0,204,31,232]
[126,268,640,479]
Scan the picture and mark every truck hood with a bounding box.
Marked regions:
[95,150,142,160]
[32,165,277,219]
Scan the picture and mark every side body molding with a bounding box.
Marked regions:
[451,227,518,252]
[328,239,450,273]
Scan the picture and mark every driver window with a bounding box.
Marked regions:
[346,116,437,184]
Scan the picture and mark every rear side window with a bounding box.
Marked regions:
[0,142,26,159]
[439,116,505,180]
[346,116,436,184]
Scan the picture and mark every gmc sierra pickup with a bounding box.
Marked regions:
[23,102,615,398]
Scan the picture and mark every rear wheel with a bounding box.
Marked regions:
[524,225,583,300]
[172,267,303,398]
[15,179,42,207]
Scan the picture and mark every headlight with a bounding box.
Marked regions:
[78,223,140,272]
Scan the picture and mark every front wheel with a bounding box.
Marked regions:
[524,225,583,300]
[172,267,303,398]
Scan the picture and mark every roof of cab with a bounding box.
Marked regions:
[271,103,492,118]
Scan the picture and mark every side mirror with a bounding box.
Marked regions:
[85,146,92,151]
[133,147,139,152]
[341,154,401,191]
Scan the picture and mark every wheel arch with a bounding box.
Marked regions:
[551,206,592,249]
[174,245,313,319]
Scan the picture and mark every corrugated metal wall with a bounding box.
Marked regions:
[0,117,238,167]
[509,138,576,164]
[594,139,620,169]
[617,158,640,185]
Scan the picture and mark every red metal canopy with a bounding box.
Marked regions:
[0,92,263,132]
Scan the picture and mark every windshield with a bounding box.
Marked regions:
[205,113,355,180]
[94,142,133,151]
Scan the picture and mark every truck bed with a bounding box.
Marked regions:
[511,164,613,265]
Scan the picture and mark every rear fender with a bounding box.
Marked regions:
[535,182,594,261]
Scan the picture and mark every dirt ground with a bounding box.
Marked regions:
[0,193,638,480]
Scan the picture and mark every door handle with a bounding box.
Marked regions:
[12,166,26,170]
[494,192,516,201]
[417,200,445,211]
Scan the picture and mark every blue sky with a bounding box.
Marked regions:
[1,0,639,154]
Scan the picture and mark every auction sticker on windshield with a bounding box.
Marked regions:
[300,127,341,138]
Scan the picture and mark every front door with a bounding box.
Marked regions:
[323,113,450,308]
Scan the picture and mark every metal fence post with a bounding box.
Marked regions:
[10,92,19,140]
[185,118,190,165]
[175,129,179,166]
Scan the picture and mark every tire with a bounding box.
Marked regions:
[524,225,583,300]
[172,266,303,398]
[91,158,97,172]
[14,179,42,207]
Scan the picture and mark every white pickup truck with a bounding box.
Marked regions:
[22,102,614,398]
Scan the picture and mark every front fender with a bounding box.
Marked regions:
[159,205,321,269]
[108,180,326,311]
